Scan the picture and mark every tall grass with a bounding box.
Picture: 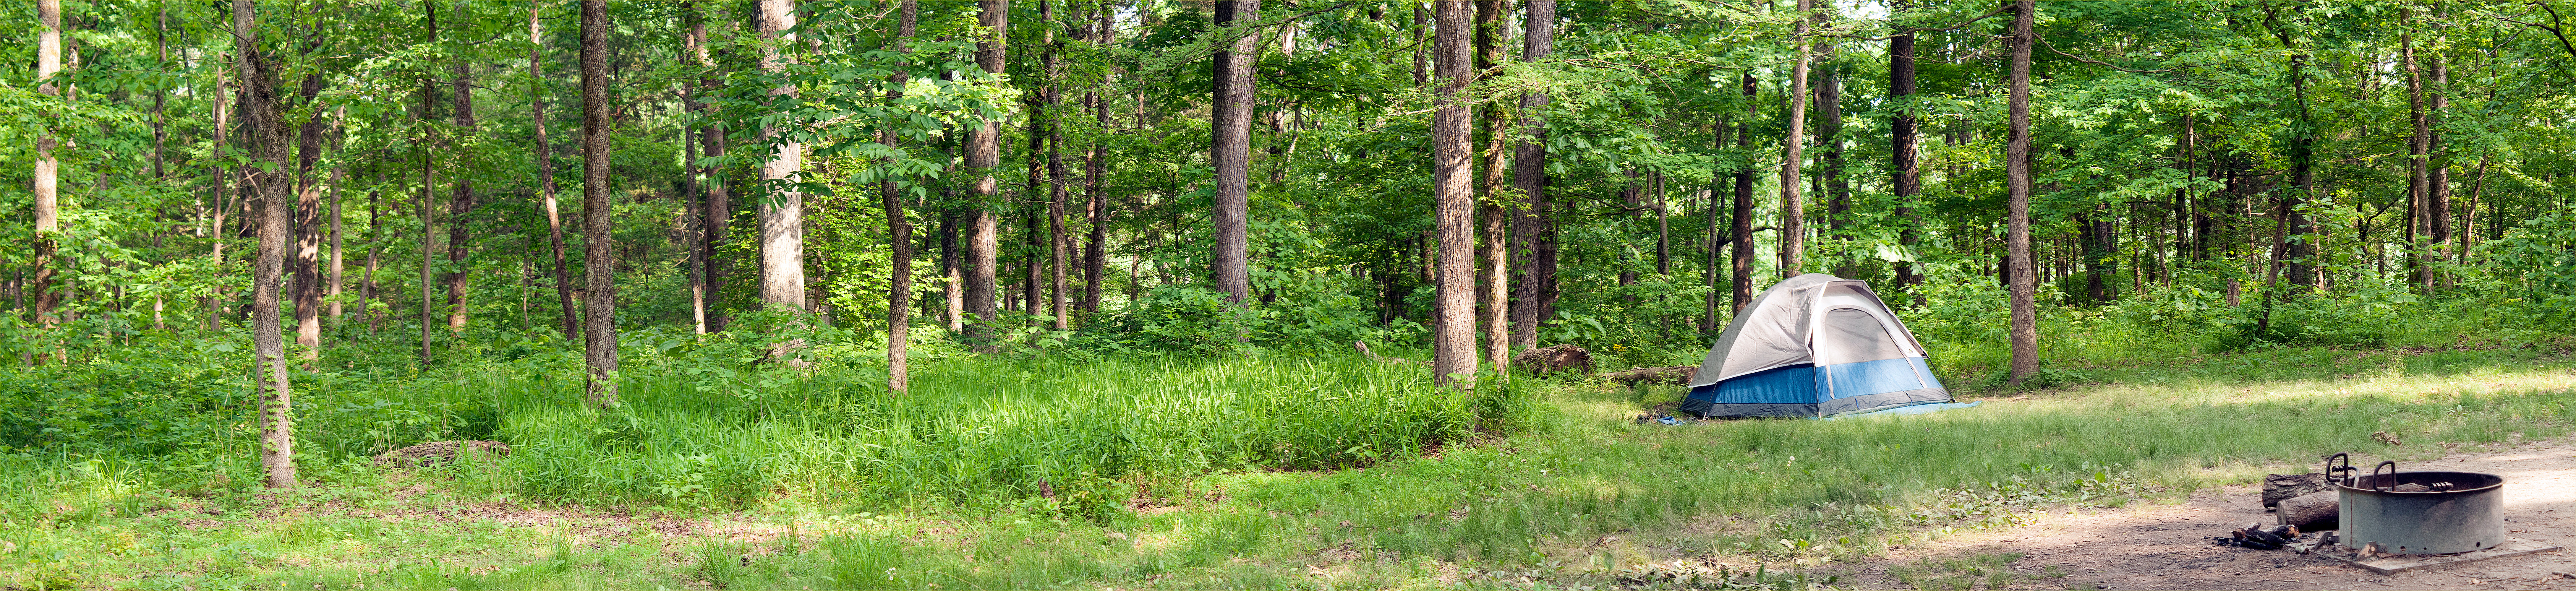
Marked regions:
[424,355,1517,512]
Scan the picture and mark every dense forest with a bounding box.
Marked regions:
[13,0,2576,569]
[15,0,2576,587]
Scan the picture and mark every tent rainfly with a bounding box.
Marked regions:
[1681,274,1952,418]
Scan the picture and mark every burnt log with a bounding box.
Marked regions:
[2263,473,2331,507]
[1606,366,1696,386]
[1514,344,1594,375]
[2277,490,2339,531]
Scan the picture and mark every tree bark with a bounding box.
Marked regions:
[32,0,60,333]
[757,0,805,312]
[1730,71,1755,315]
[697,12,732,333]
[1818,35,1849,278]
[1890,0,1921,296]
[535,0,576,341]
[444,59,477,331]
[327,113,346,325]
[1510,0,1551,352]
[1044,0,1069,330]
[1430,0,1476,387]
[1472,0,1507,371]
[1084,7,1112,314]
[2403,11,2430,292]
[965,0,1008,352]
[2428,28,2450,287]
[682,3,707,335]
[235,0,297,488]
[580,0,619,407]
[291,72,327,358]
[886,0,916,393]
[1211,0,1258,306]
[1777,0,1811,278]
[2004,0,2039,385]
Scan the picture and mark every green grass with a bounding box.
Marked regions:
[8,342,2576,589]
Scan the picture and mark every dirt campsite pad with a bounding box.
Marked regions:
[1849,438,2576,590]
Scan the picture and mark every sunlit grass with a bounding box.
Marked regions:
[8,346,2576,589]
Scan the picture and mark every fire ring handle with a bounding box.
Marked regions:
[2324,452,2355,485]
[2373,460,2399,492]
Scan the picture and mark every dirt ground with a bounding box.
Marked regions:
[1846,437,2576,590]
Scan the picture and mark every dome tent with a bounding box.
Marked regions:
[1680,274,1952,418]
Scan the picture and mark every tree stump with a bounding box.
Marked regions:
[2278,490,2338,531]
[2263,473,2331,507]
[1513,344,1593,375]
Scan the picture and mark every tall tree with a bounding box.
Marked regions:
[965,0,1007,352]
[695,2,733,333]
[885,0,917,393]
[1509,0,1553,350]
[1083,5,1112,314]
[579,0,619,408]
[1430,0,1475,387]
[444,47,477,331]
[2004,0,2038,384]
[1473,0,1506,372]
[291,70,327,357]
[32,0,60,334]
[1211,0,1258,306]
[1888,0,1920,295]
[1728,70,1755,314]
[1777,0,1812,278]
[2404,8,2429,291]
[757,0,806,312]
[1044,0,1070,330]
[534,1,576,341]
[236,0,297,488]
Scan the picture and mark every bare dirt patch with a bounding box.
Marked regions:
[1848,439,2576,590]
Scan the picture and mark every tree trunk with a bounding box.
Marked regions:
[1819,35,1849,279]
[885,0,916,392]
[943,204,963,332]
[1430,0,1476,387]
[757,0,805,312]
[444,61,476,332]
[1085,6,1112,314]
[32,0,60,334]
[1730,71,1756,315]
[1474,0,1506,372]
[2403,12,2430,292]
[1211,0,1258,306]
[2284,46,2316,291]
[965,0,1007,352]
[1890,0,1920,297]
[696,2,731,333]
[292,72,327,358]
[327,117,346,325]
[1777,0,1811,278]
[1653,173,1669,276]
[579,0,619,408]
[1043,0,1069,330]
[2428,33,2450,288]
[535,0,572,341]
[2004,0,2039,385]
[235,0,297,488]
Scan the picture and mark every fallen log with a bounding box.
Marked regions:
[374,440,511,468]
[1605,366,1696,386]
[2263,473,2330,508]
[1514,344,1594,376]
[2278,490,2339,531]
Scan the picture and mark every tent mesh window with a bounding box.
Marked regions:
[1818,308,1906,365]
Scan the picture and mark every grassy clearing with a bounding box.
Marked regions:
[8,343,2576,589]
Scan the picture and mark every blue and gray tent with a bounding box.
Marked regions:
[1680,274,1952,418]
